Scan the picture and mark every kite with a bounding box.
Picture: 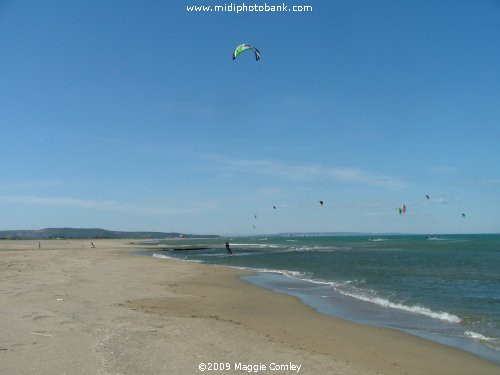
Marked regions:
[319,201,324,206]
[461,213,466,219]
[425,195,430,200]
[273,205,277,210]
[232,44,261,61]
[398,204,407,215]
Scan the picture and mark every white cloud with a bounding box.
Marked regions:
[434,197,451,204]
[480,179,500,185]
[0,195,217,215]
[0,180,62,191]
[364,212,384,217]
[214,157,407,189]
[256,188,282,197]
[428,166,459,174]
[163,100,218,118]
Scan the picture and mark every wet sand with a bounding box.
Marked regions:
[0,239,498,374]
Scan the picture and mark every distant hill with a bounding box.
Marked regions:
[0,228,219,240]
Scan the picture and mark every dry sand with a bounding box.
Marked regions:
[0,239,498,374]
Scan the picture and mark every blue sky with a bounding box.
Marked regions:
[1,0,499,234]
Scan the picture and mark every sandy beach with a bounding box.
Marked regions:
[0,240,498,374]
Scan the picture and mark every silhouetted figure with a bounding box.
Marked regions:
[225,241,232,255]
[90,242,95,248]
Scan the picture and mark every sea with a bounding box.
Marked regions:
[142,234,500,364]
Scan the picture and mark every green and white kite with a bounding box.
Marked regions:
[232,44,261,61]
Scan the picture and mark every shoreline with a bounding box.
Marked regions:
[148,241,500,365]
[238,271,500,365]
[1,239,498,374]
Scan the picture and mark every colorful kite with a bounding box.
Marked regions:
[398,204,407,215]
[232,44,261,61]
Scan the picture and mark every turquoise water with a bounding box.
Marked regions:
[145,234,500,363]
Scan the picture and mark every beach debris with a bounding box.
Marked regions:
[425,194,430,200]
[32,331,53,337]
[232,44,261,61]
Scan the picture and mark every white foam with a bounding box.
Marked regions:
[152,253,202,263]
[255,268,307,278]
[464,331,498,344]
[199,252,262,257]
[426,237,447,241]
[288,245,347,252]
[277,276,462,324]
[152,253,173,259]
[344,294,461,323]
[230,243,281,248]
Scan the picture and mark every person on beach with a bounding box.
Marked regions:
[38,242,41,250]
[225,241,232,255]
[90,242,95,248]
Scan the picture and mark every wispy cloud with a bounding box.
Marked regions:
[163,100,219,118]
[214,157,407,189]
[434,197,451,204]
[428,166,460,174]
[256,188,283,197]
[364,212,392,217]
[0,195,217,215]
[480,179,500,185]
[0,180,62,191]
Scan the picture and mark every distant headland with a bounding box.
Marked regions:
[0,228,220,240]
